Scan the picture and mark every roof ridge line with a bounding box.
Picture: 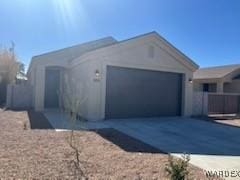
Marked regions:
[32,36,117,59]
[200,64,240,69]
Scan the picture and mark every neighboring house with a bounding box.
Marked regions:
[193,64,240,93]
[27,32,198,121]
[16,72,27,84]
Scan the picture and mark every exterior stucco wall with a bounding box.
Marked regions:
[68,61,92,119]
[71,37,194,120]
[30,34,196,121]
[68,59,103,121]
[6,84,32,109]
[29,58,69,111]
[193,82,203,92]
[192,92,208,116]
[224,80,240,93]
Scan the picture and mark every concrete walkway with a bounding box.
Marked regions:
[44,111,240,177]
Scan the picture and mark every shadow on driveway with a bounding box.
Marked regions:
[28,111,54,129]
[100,118,240,156]
[94,128,166,154]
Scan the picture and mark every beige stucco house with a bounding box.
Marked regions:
[27,32,198,121]
[193,64,240,93]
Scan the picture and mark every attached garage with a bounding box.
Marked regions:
[105,66,183,119]
[28,32,199,121]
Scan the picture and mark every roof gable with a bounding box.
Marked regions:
[28,31,199,74]
[71,32,199,71]
[152,32,199,71]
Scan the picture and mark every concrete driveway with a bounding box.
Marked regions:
[44,112,240,176]
[105,117,240,156]
[104,117,240,177]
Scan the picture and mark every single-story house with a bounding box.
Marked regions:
[27,32,198,121]
[193,64,240,93]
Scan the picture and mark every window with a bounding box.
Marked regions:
[233,74,240,80]
[203,83,209,92]
[203,83,217,92]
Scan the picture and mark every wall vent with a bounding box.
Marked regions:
[148,45,155,58]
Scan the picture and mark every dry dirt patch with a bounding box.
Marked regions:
[0,109,207,179]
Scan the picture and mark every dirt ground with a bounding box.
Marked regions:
[0,109,209,179]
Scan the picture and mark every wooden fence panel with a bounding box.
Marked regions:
[208,94,240,114]
[224,95,239,114]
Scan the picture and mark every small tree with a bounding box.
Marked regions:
[0,50,16,83]
[60,70,86,137]
[165,154,191,180]
[60,69,87,178]
[0,44,23,104]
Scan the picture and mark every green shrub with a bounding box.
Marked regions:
[165,154,190,180]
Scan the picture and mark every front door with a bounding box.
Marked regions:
[44,67,60,108]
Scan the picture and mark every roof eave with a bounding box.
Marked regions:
[193,77,224,82]
[152,32,199,71]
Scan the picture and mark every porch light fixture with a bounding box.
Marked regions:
[95,69,100,77]
[94,69,101,81]
[189,78,193,83]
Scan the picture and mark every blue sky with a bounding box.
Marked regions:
[0,0,239,70]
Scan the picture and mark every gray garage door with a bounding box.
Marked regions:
[105,66,183,119]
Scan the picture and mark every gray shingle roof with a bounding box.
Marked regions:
[193,64,240,80]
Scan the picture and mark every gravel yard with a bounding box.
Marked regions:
[0,109,207,179]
